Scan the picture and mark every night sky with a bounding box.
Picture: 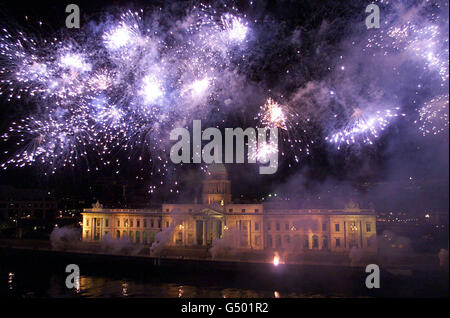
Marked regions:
[0,0,448,215]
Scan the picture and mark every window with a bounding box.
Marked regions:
[255,222,260,231]
[285,235,290,244]
[255,236,261,246]
[151,219,154,228]
[255,209,259,213]
[130,220,134,227]
[267,235,272,248]
[366,223,371,232]
[322,236,328,249]
[158,220,162,228]
[143,231,147,244]
[229,208,233,212]
[117,220,120,227]
[241,209,245,213]
[276,235,282,248]
[116,230,120,239]
[144,219,147,228]
[267,222,271,231]
[303,235,309,249]
[335,224,340,232]
[276,222,280,231]
[336,238,340,247]
[86,219,89,226]
[105,219,109,227]
[176,232,182,245]
[129,231,134,241]
[137,220,140,228]
[189,209,192,212]
[166,221,169,228]
[166,209,169,212]
[322,222,327,231]
[136,231,140,243]
[97,219,101,226]
[285,223,289,230]
[312,235,319,248]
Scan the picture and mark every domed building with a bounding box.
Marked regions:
[81,164,377,253]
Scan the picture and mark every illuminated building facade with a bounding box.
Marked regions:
[82,165,377,252]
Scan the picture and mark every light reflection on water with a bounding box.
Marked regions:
[74,276,307,298]
[2,270,322,298]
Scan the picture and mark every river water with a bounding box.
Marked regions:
[0,251,448,298]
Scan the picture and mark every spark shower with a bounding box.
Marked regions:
[0,0,448,194]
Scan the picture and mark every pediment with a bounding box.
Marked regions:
[193,208,224,217]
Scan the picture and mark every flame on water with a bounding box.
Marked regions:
[273,253,280,266]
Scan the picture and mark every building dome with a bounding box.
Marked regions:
[202,164,232,205]
[206,164,228,180]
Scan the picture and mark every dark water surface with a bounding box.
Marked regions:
[0,249,448,298]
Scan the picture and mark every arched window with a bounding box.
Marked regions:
[322,235,328,249]
[312,235,319,248]
[116,230,120,239]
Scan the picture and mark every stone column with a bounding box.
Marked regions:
[203,220,207,246]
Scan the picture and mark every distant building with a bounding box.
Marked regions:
[0,186,57,221]
[82,165,377,252]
